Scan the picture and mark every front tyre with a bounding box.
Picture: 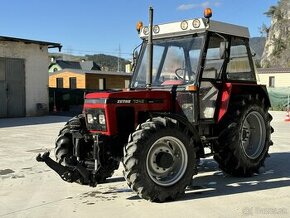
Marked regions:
[123,117,196,202]
[55,114,119,183]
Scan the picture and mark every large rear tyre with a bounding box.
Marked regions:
[123,117,197,202]
[214,95,273,176]
[55,114,119,183]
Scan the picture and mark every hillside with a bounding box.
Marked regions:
[49,53,130,72]
[85,54,130,72]
[261,0,290,68]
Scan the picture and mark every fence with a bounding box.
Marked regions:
[268,87,290,111]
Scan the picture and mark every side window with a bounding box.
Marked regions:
[203,35,226,79]
[226,38,255,81]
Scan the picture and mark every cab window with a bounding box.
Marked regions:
[226,38,255,81]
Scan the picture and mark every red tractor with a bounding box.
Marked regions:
[37,8,273,202]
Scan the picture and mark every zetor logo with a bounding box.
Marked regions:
[117,99,131,104]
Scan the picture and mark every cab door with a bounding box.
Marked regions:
[199,33,228,121]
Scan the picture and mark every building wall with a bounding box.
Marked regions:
[86,74,131,89]
[49,71,131,90]
[258,73,290,88]
[0,41,49,116]
[49,71,86,88]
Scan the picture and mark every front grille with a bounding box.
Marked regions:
[85,108,107,131]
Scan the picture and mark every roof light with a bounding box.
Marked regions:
[153,25,160,34]
[136,21,143,34]
[143,26,149,35]
[180,20,188,30]
[192,19,200,28]
[204,8,212,19]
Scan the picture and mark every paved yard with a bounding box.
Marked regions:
[0,112,289,218]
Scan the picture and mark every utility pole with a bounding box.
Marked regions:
[117,44,121,72]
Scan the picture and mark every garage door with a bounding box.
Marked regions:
[0,58,25,118]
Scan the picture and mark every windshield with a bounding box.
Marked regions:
[131,35,204,88]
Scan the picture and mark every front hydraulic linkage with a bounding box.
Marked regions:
[36,151,93,186]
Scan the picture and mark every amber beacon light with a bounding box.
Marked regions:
[136,21,143,33]
[204,8,212,19]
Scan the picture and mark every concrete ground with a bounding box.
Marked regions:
[0,111,289,218]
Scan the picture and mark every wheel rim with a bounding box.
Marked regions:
[146,136,188,187]
[241,111,266,159]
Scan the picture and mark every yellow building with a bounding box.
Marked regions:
[49,69,132,90]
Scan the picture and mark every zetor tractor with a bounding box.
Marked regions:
[37,8,273,202]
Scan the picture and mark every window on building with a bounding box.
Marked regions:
[125,80,130,88]
[269,76,275,87]
[99,78,106,90]
[56,78,63,88]
[69,77,77,89]
[53,67,58,72]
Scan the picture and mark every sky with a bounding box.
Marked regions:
[0,0,278,60]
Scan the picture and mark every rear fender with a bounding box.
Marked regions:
[217,83,271,123]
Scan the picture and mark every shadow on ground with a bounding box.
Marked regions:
[126,152,290,202]
[0,116,71,128]
[182,152,290,201]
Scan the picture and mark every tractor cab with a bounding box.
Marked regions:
[131,8,257,122]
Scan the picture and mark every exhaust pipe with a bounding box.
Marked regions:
[146,7,154,89]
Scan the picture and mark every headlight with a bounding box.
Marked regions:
[85,109,107,131]
[87,114,94,124]
[98,113,106,125]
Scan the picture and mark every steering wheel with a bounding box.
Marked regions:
[174,68,186,80]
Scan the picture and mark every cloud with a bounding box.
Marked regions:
[177,1,221,11]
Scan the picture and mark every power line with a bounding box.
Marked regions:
[60,47,132,56]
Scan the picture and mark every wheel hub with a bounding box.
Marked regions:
[241,111,266,159]
[146,136,188,187]
[155,152,174,169]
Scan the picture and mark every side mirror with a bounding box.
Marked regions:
[219,41,228,59]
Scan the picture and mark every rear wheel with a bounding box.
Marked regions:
[214,95,273,176]
[123,117,197,202]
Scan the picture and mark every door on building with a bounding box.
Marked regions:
[0,58,25,118]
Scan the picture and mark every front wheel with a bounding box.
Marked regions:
[123,117,197,202]
[55,115,119,184]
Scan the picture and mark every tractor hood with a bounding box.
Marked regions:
[83,90,172,135]
[84,90,172,106]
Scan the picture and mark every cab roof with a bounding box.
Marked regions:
[139,18,250,39]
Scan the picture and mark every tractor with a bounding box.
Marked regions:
[37,8,273,202]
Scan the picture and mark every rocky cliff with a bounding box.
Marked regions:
[261,0,290,68]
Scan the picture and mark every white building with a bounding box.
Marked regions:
[257,68,290,88]
[0,36,61,117]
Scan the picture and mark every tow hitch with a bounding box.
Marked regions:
[36,151,97,187]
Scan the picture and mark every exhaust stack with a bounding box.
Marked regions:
[146,7,153,89]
